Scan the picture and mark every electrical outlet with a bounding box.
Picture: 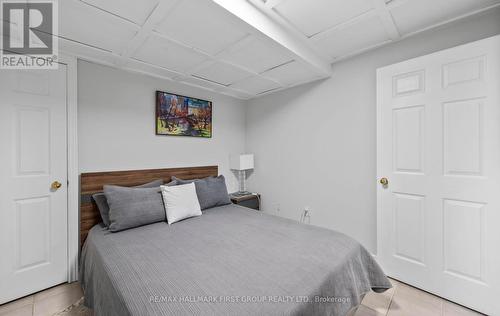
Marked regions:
[301,206,312,224]
[304,206,311,217]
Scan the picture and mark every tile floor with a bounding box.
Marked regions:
[356,279,484,316]
[0,283,83,316]
[0,279,484,316]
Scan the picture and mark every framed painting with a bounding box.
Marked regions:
[156,90,212,138]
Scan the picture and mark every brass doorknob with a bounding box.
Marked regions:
[51,181,62,190]
[379,177,389,186]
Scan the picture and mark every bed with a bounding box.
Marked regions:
[79,166,391,316]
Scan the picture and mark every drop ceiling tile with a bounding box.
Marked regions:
[125,59,180,79]
[390,0,500,35]
[230,91,254,99]
[181,76,227,91]
[313,15,390,59]
[155,0,248,55]
[59,37,118,65]
[60,0,139,53]
[261,61,319,86]
[230,76,282,95]
[274,0,374,37]
[133,33,208,73]
[192,62,253,86]
[219,37,293,73]
[80,0,161,25]
[221,87,254,99]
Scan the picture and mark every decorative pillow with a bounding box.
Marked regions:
[103,185,170,232]
[160,182,202,225]
[172,175,231,210]
[92,179,168,227]
[92,179,166,227]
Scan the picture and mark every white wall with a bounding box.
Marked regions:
[78,61,246,192]
[245,8,500,253]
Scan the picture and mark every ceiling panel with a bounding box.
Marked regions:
[180,76,227,91]
[390,0,500,35]
[59,37,118,65]
[219,37,293,73]
[133,33,208,73]
[124,59,181,79]
[155,0,248,55]
[60,0,139,53]
[80,0,161,25]
[274,0,374,37]
[230,76,282,95]
[192,61,253,86]
[221,87,254,99]
[261,61,319,86]
[313,14,390,59]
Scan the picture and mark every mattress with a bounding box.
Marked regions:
[80,204,391,316]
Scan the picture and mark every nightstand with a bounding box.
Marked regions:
[230,193,260,210]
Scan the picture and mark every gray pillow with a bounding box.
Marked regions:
[104,185,166,232]
[92,179,168,227]
[172,175,231,210]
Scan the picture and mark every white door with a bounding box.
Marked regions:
[377,35,500,315]
[0,66,68,304]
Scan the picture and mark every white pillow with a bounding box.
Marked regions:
[160,182,201,224]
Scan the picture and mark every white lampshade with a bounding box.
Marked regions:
[230,154,254,170]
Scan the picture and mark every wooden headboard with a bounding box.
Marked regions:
[80,165,218,247]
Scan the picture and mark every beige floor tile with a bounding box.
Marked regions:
[0,304,32,316]
[387,299,441,316]
[33,284,83,316]
[394,282,442,306]
[388,278,401,287]
[355,305,386,316]
[443,301,483,316]
[33,283,81,303]
[0,296,33,315]
[387,283,442,316]
[362,287,394,314]
[52,297,91,316]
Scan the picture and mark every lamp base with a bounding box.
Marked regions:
[232,191,251,196]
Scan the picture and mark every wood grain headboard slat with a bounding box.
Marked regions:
[80,166,218,248]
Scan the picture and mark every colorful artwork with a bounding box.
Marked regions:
[156,91,212,138]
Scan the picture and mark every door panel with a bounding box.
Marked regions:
[442,56,484,88]
[443,98,483,176]
[393,105,425,174]
[442,199,485,282]
[15,197,51,271]
[15,107,51,175]
[393,70,425,96]
[377,36,500,315]
[393,193,425,265]
[0,66,68,304]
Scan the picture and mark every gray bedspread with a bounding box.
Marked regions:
[80,204,391,316]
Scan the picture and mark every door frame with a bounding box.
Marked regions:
[375,68,383,268]
[58,53,79,282]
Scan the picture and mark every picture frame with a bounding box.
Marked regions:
[155,90,212,138]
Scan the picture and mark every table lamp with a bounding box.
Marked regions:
[230,154,254,195]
